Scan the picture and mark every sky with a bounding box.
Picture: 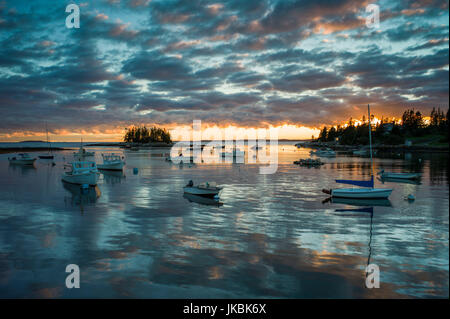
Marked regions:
[0,0,448,141]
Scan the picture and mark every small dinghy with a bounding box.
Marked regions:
[97,153,125,171]
[62,161,100,185]
[183,180,223,198]
[183,193,223,206]
[8,153,37,165]
[377,169,420,180]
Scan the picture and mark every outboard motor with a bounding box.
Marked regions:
[186,180,193,187]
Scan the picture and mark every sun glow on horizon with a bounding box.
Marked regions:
[0,124,321,142]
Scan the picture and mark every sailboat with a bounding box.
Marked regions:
[323,105,393,199]
[39,124,54,159]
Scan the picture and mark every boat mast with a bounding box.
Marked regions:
[368,104,374,178]
[45,123,52,154]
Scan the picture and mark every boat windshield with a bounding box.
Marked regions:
[103,154,121,161]
[73,162,96,169]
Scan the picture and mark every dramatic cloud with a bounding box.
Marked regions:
[0,0,448,140]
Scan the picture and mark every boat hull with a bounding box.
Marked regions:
[8,158,36,165]
[62,172,100,186]
[380,173,420,180]
[183,193,223,206]
[183,186,222,198]
[39,155,54,159]
[98,162,124,171]
[331,188,392,199]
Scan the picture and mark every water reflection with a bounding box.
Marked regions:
[8,163,36,175]
[63,181,101,211]
[334,206,374,271]
[0,146,448,298]
[327,197,392,207]
[102,170,125,184]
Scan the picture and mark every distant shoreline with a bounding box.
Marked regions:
[0,147,69,154]
[296,141,449,152]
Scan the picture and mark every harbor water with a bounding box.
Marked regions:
[0,143,448,298]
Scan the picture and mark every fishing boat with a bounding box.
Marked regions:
[97,153,125,171]
[62,161,100,185]
[73,140,95,157]
[183,180,223,198]
[377,169,420,180]
[322,105,392,199]
[8,153,37,165]
[39,124,54,159]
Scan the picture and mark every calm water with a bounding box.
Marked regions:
[0,143,448,298]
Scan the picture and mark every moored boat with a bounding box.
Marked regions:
[73,140,95,157]
[377,169,420,180]
[183,180,223,198]
[8,153,37,165]
[62,161,100,185]
[329,187,392,199]
[97,153,125,171]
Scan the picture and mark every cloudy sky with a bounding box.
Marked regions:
[0,0,448,141]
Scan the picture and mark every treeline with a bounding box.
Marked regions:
[123,126,172,144]
[318,107,449,145]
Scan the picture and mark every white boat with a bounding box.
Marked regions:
[62,161,100,185]
[377,169,420,180]
[183,180,223,198]
[97,153,125,171]
[8,153,37,165]
[73,140,95,157]
[331,188,392,199]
